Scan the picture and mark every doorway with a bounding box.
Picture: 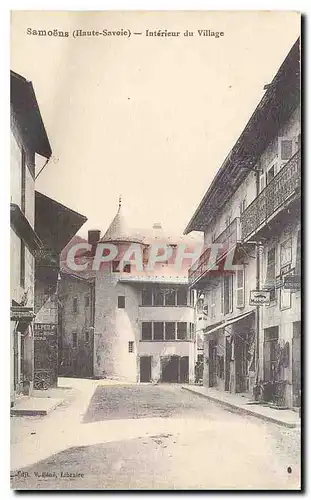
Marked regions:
[208,340,217,387]
[179,356,189,384]
[161,356,179,382]
[292,321,301,407]
[140,356,152,383]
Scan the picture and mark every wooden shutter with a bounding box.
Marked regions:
[280,139,293,161]
[236,268,245,308]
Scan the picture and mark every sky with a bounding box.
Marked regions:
[10,10,300,238]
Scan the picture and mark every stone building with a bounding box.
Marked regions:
[59,202,200,383]
[10,70,87,402]
[184,38,301,408]
[10,71,52,403]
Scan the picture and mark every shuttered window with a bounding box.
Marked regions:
[236,268,245,308]
[266,248,276,301]
[296,230,301,276]
[280,139,293,161]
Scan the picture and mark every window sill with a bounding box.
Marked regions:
[139,305,191,308]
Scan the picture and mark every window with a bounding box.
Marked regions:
[118,296,125,309]
[85,295,90,307]
[72,332,77,348]
[190,289,195,307]
[223,275,233,315]
[154,288,164,306]
[73,297,78,313]
[112,261,120,273]
[177,322,187,340]
[189,323,195,340]
[165,322,176,340]
[142,288,153,306]
[176,287,188,306]
[296,230,301,276]
[225,216,231,228]
[280,238,292,269]
[165,288,176,306]
[141,322,152,341]
[20,239,25,288]
[211,290,217,318]
[128,341,134,353]
[279,139,293,161]
[85,330,90,343]
[236,268,245,308]
[123,263,131,273]
[259,174,266,193]
[239,198,247,215]
[266,248,276,301]
[266,165,275,184]
[263,327,279,382]
[153,322,164,340]
[21,148,26,213]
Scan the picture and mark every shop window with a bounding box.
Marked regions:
[165,322,176,340]
[177,322,187,340]
[118,296,125,309]
[141,322,152,341]
[263,327,279,382]
[154,322,164,340]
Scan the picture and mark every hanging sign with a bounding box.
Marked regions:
[249,290,271,305]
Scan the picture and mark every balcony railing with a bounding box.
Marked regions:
[241,150,301,241]
[189,217,241,286]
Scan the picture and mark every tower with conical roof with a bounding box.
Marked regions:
[93,197,145,381]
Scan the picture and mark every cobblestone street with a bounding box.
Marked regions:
[11,383,301,490]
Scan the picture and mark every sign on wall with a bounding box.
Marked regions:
[34,323,58,390]
[283,275,301,290]
[249,290,271,306]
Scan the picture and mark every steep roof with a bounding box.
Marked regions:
[10,70,52,159]
[99,200,144,244]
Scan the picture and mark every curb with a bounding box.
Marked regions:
[182,386,300,429]
[11,398,64,417]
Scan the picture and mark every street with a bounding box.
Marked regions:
[11,383,301,490]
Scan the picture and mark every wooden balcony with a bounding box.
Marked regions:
[241,150,301,241]
[189,218,241,287]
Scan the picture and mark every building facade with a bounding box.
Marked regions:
[10,71,87,401]
[59,204,200,383]
[184,39,301,408]
[10,71,52,403]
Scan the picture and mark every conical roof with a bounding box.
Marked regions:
[99,197,144,244]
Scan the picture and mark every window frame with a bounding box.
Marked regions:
[118,296,125,309]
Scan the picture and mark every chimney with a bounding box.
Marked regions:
[88,229,101,255]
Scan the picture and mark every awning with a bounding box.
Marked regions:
[203,310,255,336]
